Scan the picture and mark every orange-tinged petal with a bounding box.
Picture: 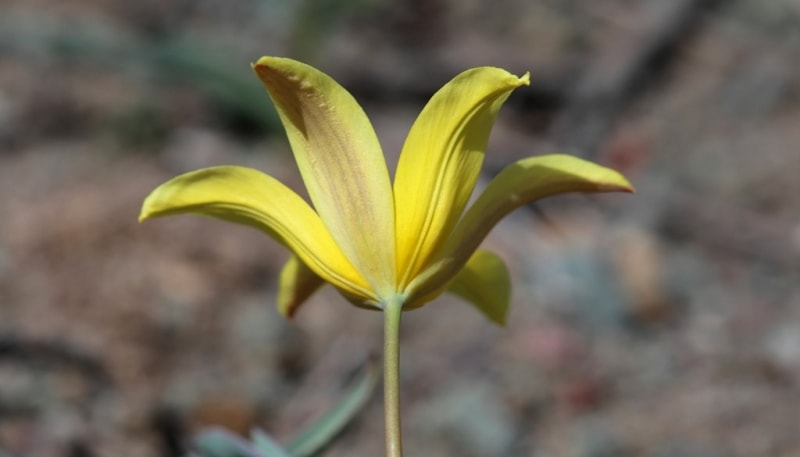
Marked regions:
[393,67,529,288]
[252,57,396,299]
[139,165,373,301]
[445,250,511,326]
[277,255,325,318]
[406,154,633,302]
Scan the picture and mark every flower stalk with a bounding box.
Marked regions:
[382,297,404,457]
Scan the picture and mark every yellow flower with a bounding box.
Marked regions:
[140,57,633,324]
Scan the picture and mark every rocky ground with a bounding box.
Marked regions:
[1,1,800,456]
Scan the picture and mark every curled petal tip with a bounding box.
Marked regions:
[250,57,284,81]
[252,56,278,69]
[599,168,636,194]
[138,198,155,223]
[623,182,636,193]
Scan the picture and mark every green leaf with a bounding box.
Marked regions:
[193,359,378,457]
[194,428,263,457]
[285,359,379,457]
[251,429,292,457]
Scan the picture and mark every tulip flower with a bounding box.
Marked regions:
[140,57,633,457]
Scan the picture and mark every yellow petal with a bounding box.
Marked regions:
[407,154,633,302]
[140,165,373,301]
[277,255,325,318]
[393,67,529,288]
[446,250,511,326]
[252,57,396,298]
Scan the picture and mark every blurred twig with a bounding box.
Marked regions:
[0,336,110,386]
[549,0,723,158]
[0,335,110,418]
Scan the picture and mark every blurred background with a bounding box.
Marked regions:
[1,0,799,456]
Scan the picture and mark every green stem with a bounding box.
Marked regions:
[383,297,404,457]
